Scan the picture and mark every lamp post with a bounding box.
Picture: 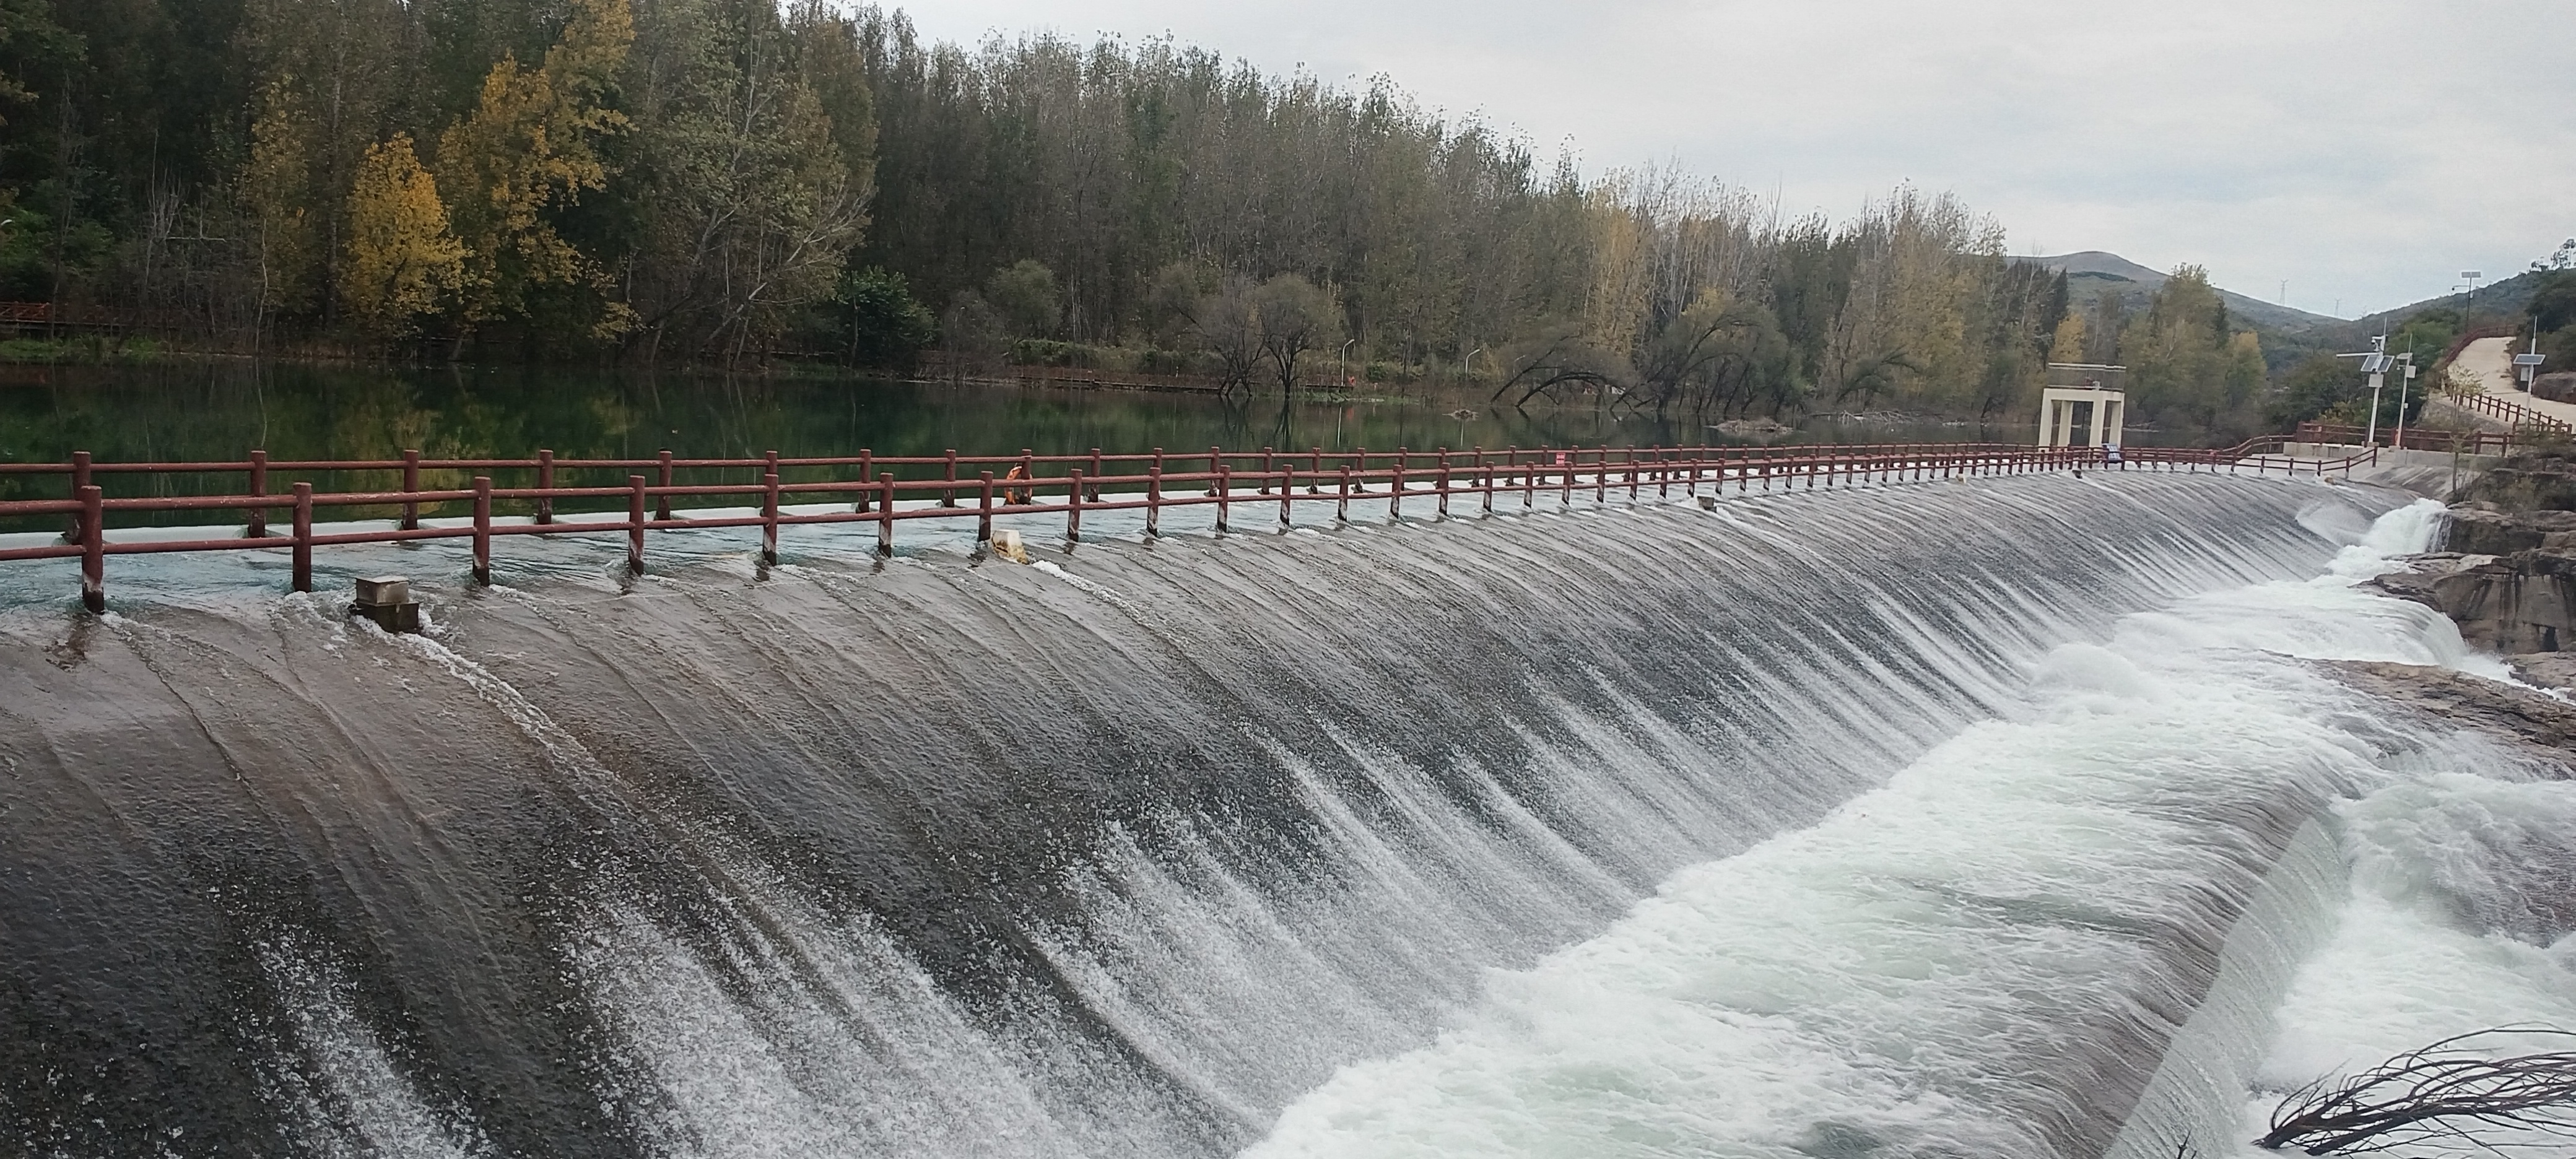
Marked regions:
[1338,338,1356,391]
[2461,270,2484,310]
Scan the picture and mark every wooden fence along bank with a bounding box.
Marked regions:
[0,436,2386,612]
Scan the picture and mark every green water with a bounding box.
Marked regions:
[0,361,2042,530]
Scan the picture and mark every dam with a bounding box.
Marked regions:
[1,466,2567,1158]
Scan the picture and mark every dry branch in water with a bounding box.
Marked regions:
[2259,1029,2576,1154]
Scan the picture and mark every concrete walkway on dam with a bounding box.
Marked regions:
[2281,441,2497,497]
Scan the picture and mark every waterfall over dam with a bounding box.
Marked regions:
[2,472,2559,1158]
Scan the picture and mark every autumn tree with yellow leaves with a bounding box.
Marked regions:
[435,0,633,336]
[339,134,466,337]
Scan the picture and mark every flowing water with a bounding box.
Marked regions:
[1,469,2567,1158]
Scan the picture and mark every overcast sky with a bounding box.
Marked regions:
[894,0,2572,321]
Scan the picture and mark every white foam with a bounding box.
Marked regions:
[1245,502,2463,1158]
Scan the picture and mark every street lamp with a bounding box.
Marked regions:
[2461,270,2484,310]
[1338,339,1357,390]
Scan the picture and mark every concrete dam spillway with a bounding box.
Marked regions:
[1,472,2566,1157]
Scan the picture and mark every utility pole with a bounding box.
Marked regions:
[2392,353,2416,450]
[2338,334,2395,449]
[2513,317,2549,393]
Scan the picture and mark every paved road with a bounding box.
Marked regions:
[2455,335,2576,425]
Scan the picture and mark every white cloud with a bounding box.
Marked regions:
[890,0,2576,318]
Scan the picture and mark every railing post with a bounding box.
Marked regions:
[1146,467,1163,537]
[1596,445,1609,503]
[659,449,677,519]
[977,471,994,544]
[472,477,492,584]
[1309,446,1325,493]
[78,485,104,613]
[941,448,959,506]
[1336,467,1353,522]
[1216,464,1232,532]
[1067,469,1085,543]
[401,449,422,530]
[1278,466,1293,527]
[1206,446,1222,497]
[1390,448,1407,519]
[761,471,781,565]
[291,482,314,593]
[1351,446,1367,494]
[877,472,895,556]
[247,449,269,539]
[1441,458,1455,518]
[853,449,872,512]
[1089,448,1105,501]
[628,475,647,575]
[64,450,90,542]
[534,449,555,525]
[1259,446,1276,495]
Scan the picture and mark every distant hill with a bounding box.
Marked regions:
[2357,267,2549,329]
[2019,251,2344,334]
[2012,251,2562,375]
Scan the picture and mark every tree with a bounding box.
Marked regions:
[433,0,632,335]
[242,79,321,326]
[2048,315,2086,365]
[0,0,76,131]
[2121,266,2239,432]
[1151,263,1262,393]
[339,134,466,338]
[826,266,935,368]
[1251,273,1338,395]
[2260,1029,2576,1155]
[624,0,869,360]
[939,289,1007,380]
[2269,352,2358,426]
[983,259,1058,337]
[1490,319,1625,408]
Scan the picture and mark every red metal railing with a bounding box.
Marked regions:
[2293,422,2518,456]
[2435,389,2573,435]
[0,438,2378,612]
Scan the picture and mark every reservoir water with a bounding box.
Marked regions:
[1,458,2567,1158]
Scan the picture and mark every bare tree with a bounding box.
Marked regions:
[1251,273,1338,396]
[2260,1028,2576,1155]
[1490,321,1625,409]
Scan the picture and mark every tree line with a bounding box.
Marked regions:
[3,0,2287,432]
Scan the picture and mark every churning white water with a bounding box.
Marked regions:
[1247,500,2575,1159]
